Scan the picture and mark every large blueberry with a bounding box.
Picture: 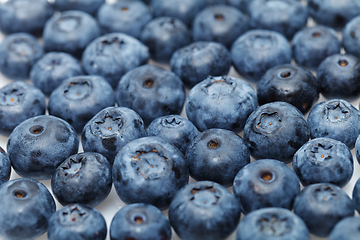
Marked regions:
[0,147,10,186]
[112,137,189,210]
[343,16,360,59]
[54,0,105,15]
[7,115,79,180]
[329,217,360,240]
[185,75,258,132]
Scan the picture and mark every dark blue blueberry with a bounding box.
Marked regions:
[0,178,56,240]
[147,114,199,154]
[243,101,310,163]
[0,0,54,35]
[97,0,152,38]
[0,147,10,186]
[257,64,319,114]
[186,128,250,187]
[82,106,147,165]
[30,52,83,96]
[317,54,360,100]
[0,81,46,134]
[151,0,206,26]
[51,152,112,207]
[192,5,248,48]
[292,25,341,69]
[235,207,310,240]
[353,178,360,213]
[170,41,232,88]
[48,75,115,132]
[343,16,360,59]
[307,99,360,149]
[82,32,149,88]
[233,159,300,214]
[7,115,79,180]
[293,183,355,237]
[116,64,185,125]
[140,17,191,62]
[248,0,308,39]
[54,0,105,15]
[110,203,171,240]
[293,137,353,188]
[112,136,189,210]
[329,217,360,240]
[0,32,44,80]
[231,29,292,82]
[169,181,241,240]
[43,10,100,58]
[185,75,258,132]
[48,204,107,240]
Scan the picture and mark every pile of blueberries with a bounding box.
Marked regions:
[1,0,360,239]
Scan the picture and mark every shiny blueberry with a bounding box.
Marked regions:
[54,0,105,15]
[329,217,360,240]
[343,16,360,59]
[0,147,10,186]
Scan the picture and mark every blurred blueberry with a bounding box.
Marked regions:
[353,178,360,213]
[329,217,360,240]
[227,0,251,13]
[54,0,105,15]
[343,16,360,60]
[0,147,10,186]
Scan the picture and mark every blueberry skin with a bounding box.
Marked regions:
[43,10,101,58]
[231,29,292,82]
[151,0,206,26]
[294,183,355,237]
[54,0,105,15]
[355,135,360,165]
[0,178,56,240]
[140,17,192,62]
[243,101,310,163]
[353,178,360,213]
[110,203,171,240]
[292,25,341,69]
[169,181,241,240]
[0,147,10,186]
[0,0,54,35]
[236,207,310,240]
[147,114,199,154]
[30,52,83,96]
[329,217,360,240]
[97,0,152,39]
[51,152,112,207]
[0,32,44,80]
[257,64,319,114]
[226,0,251,13]
[186,128,250,187]
[48,204,107,240]
[343,16,360,59]
[0,81,46,134]
[112,136,189,210]
[82,106,147,165]
[82,32,149,88]
[48,75,115,132]
[7,115,79,180]
[185,75,258,132]
[192,5,248,49]
[170,41,232,88]
[293,137,353,188]
[307,99,360,149]
[116,64,185,125]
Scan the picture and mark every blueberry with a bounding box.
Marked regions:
[257,64,319,113]
[0,178,56,240]
[329,217,360,240]
[112,136,189,210]
[110,203,171,240]
[186,128,250,187]
[170,41,232,88]
[293,183,355,237]
[343,16,360,59]
[147,114,199,154]
[231,29,292,82]
[169,181,241,240]
[307,99,360,149]
[243,101,310,163]
[82,32,149,88]
[226,0,251,13]
[293,137,353,188]
[0,147,10,186]
[54,0,105,15]
[0,32,44,80]
[0,81,46,134]
[116,64,185,125]
[7,115,79,180]
[51,152,112,207]
[48,75,115,132]
[47,203,107,240]
[97,0,152,38]
[352,178,360,213]
[82,106,147,165]
[43,10,101,58]
[30,52,83,96]
[185,75,258,132]
[235,207,310,240]
[192,5,248,48]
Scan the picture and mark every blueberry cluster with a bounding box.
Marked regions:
[1,0,360,240]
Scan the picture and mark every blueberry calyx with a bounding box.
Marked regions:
[161,116,183,127]
[93,113,123,137]
[338,59,349,67]
[132,149,169,179]
[255,112,282,134]
[207,139,221,150]
[313,185,337,202]
[248,34,276,50]
[189,186,221,208]
[324,102,350,122]
[64,80,91,100]
[55,16,81,32]
[307,143,333,163]
[29,125,44,135]
[203,76,236,97]
[96,37,125,56]
[61,157,83,177]
[59,205,88,225]
[9,38,37,57]
[260,170,275,183]
[257,213,291,236]
[0,88,24,106]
